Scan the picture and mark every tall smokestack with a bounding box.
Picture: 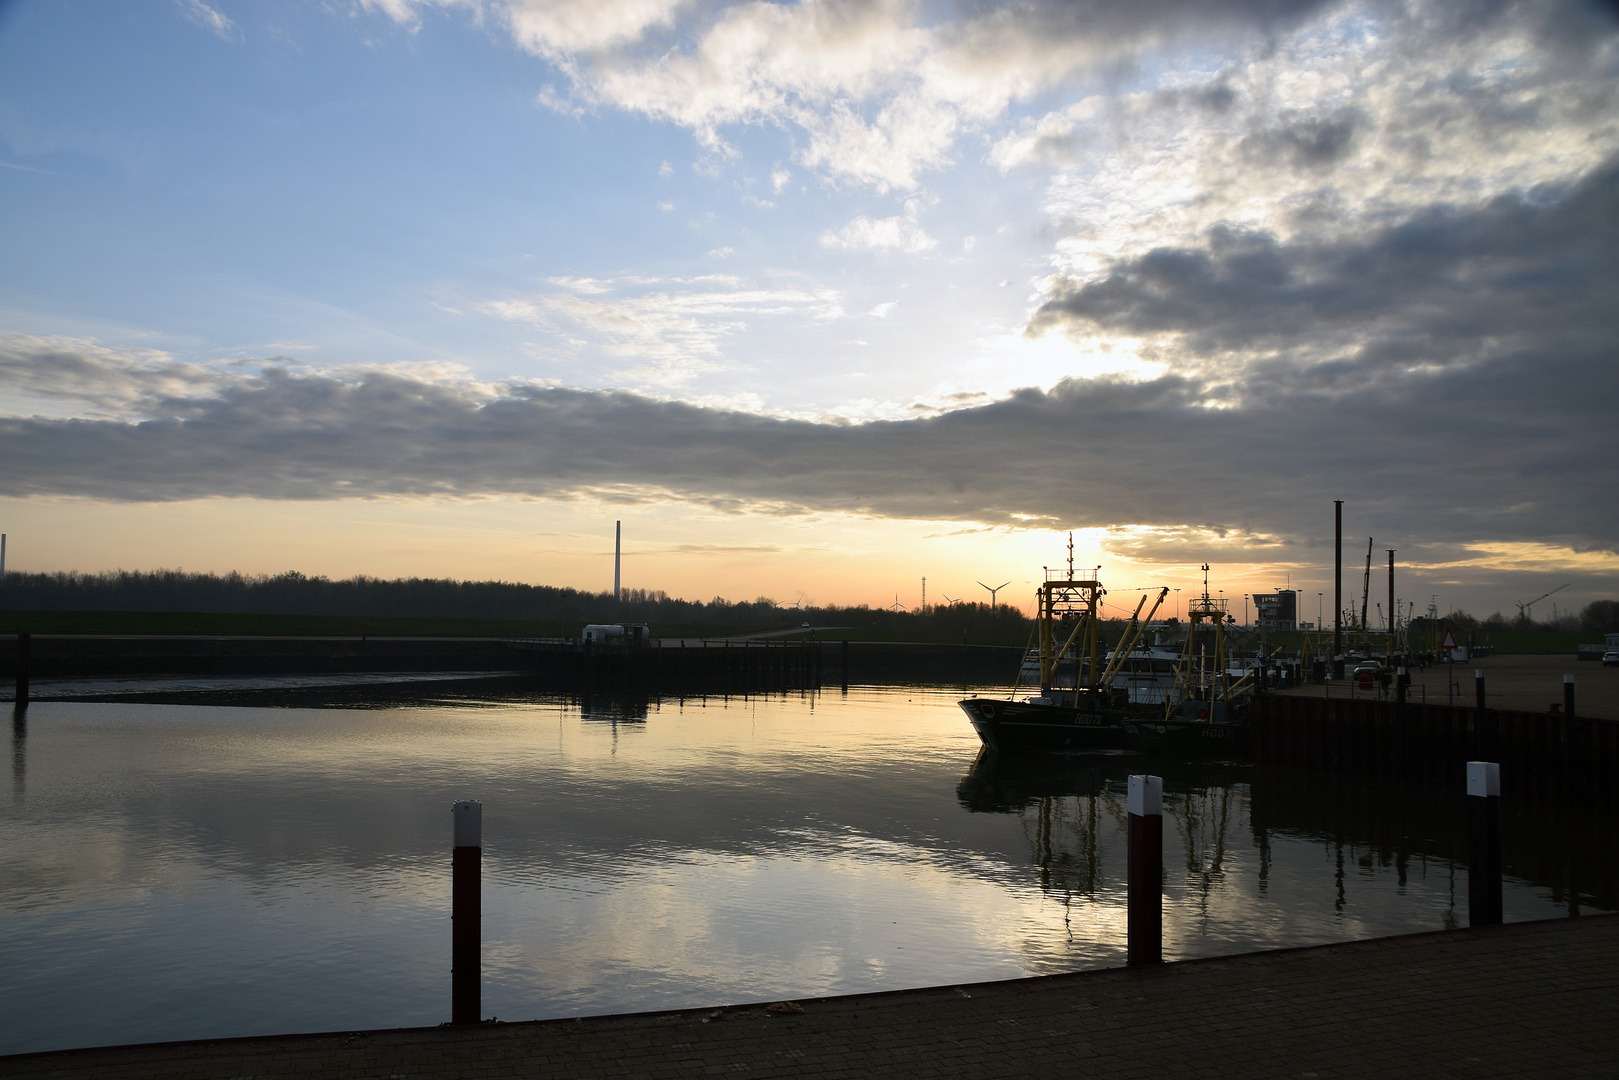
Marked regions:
[1388,549,1396,647]
[614,521,621,603]
[1334,501,1343,665]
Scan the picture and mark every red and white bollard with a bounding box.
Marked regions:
[452,800,482,1024]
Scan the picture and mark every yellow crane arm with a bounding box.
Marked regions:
[1099,587,1169,689]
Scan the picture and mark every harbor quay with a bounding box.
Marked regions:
[6,915,1615,1080]
[1277,654,1619,720]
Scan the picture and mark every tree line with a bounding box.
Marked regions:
[0,568,1035,631]
[1416,600,1619,634]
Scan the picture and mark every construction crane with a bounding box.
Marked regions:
[1360,538,1373,641]
[1516,583,1569,624]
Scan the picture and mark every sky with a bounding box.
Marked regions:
[1,0,1616,621]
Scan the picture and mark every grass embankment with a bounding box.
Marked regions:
[3,611,1588,654]
[0,609,1037,646]
[1267,629,1592,655]
[768,625,1033,647]
[0,609,757,640]
[1468,630,1592,655]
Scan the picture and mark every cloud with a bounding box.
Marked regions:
[2,319,1613,559]
[0,335,239,419]
[821,197,937,253]
[360,0,1357,190]
[176,0,237,40]
[981,0,1619,319]
[477,276,844,382]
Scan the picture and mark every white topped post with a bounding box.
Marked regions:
[1465,763,1501,926]
[1127,775,1163,965]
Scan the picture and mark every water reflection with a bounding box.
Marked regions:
[10,701,23,805]
[0,688,1611,1058]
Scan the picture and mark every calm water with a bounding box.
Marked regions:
[2,685,1612,1056]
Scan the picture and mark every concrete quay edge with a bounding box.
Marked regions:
[6,913,1617,1079]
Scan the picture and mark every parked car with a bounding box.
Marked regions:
[1605,650,1619,668]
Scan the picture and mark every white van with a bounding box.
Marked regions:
[581,623,650,646]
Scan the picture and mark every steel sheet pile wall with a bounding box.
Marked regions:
[1251,695,1619,806]
[519,640,1021,695]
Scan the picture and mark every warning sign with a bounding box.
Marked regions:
[1440,628,1458,651]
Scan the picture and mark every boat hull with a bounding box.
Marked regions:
[1120,716,1250,757]
[958,697,1130,754]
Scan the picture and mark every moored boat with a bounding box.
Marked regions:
[960,553,1253,758]
[959,560,1139,754]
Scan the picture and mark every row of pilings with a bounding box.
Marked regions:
[1250,693,1619,808]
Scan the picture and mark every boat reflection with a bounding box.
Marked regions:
[577,693,652,724]
[956,748,1252,909]
[958,745,1619,918]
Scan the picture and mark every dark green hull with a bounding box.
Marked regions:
[1120,716,1249,757]
[959,697,1131,754]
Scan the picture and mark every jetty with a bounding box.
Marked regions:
[6,915,1615,1079]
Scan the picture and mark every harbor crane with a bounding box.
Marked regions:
[978,581,1011,609]
[1516,583,1569,624]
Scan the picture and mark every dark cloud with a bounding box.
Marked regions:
[0,334,1613,559]
[1240,110,1363,172]
[950,0,1337,40]
[1030,154,1619,364]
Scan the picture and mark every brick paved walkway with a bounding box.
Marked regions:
[7,916,1617,1080]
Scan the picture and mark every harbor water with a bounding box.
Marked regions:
[2,684,1613,1056]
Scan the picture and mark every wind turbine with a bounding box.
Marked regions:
[978,581,1011,609]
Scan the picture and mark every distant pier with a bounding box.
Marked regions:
[0,633,1023,701]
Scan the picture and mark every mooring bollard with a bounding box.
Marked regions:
[14,631,29,706]
[1466,762,1502,927]
[1127,774,1163,966]
[452,800,482,1024]
[1564,675,1575,722]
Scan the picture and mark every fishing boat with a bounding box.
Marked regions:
[1117,565,1252,756]
[961,554,1252,757]
[959,560,1161,754]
